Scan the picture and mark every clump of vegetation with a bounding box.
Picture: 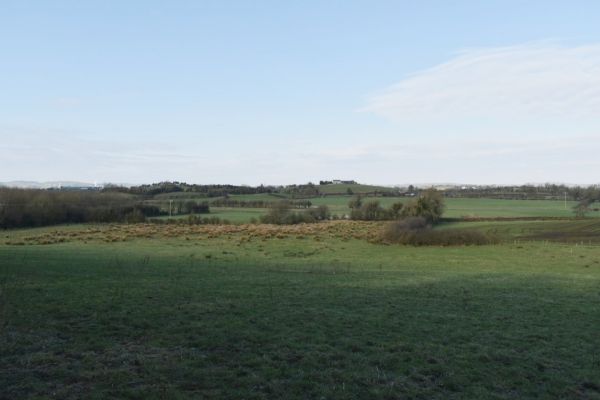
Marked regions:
[573,198,597,217]
[307,204,331,221]
[385,216,429,232]
[349,197,390,221]
[349,189,445,222]
[400,188,445,223]
[381,217,498,246]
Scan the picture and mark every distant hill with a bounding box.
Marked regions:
[0,181,99,189]
[318,183,397,194]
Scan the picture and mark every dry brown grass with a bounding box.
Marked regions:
[3,221,384,246]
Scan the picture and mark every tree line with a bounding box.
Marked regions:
[102,181,600,201]
[104,182,278,197]
[444,184,600,201]
[0,188,160,228]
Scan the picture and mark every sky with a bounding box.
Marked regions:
[2,0,600,186]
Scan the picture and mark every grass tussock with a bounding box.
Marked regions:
[381,217,499,246]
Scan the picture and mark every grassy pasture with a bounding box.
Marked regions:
[1,221,600,399]
[438,198,595,218]
[439,219,600,244]
[208,207,268,223]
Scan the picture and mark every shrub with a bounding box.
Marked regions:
[401,189,445,223]
[389,202,404,218]
[384,217,428,234]
[307,205,330,221]
[381,218,498,246]
[348,190,445,223]
[348,195,363,211]
[260,201,291,224]
[350,200,391,221]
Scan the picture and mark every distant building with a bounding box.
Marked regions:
[332,180,356,185]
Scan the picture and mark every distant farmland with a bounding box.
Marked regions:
[202,195,596,223]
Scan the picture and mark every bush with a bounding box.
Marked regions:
[350,200,391,221]
[260,201,295,224]
[383,217,428,235]
[381,218,498,246]
[348,196,363,211]
[401,189,445,223]
[307,205,330,221]
[348,190,445,222]
[389,202,404,218]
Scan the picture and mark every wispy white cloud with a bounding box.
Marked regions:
[362,42,600,120]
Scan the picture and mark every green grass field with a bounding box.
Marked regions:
[308,197,595,218]
[1,221,600,399]
[209,207,267,223]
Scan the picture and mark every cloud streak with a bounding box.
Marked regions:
[362,42,600,120]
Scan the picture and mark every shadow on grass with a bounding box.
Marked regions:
[1,246,599,399]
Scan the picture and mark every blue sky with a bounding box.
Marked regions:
[2,1,600,185]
